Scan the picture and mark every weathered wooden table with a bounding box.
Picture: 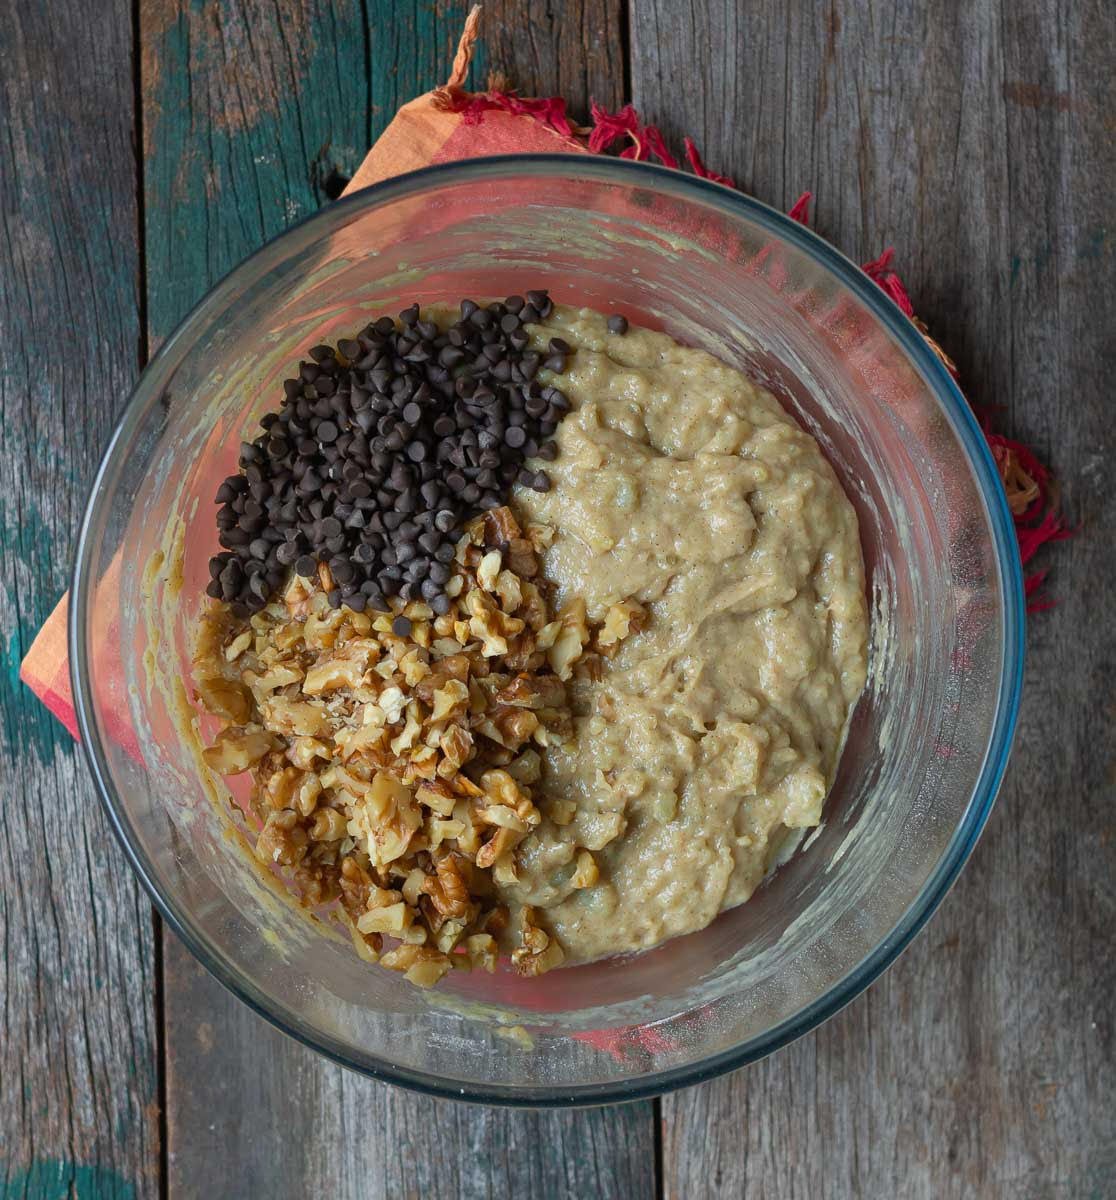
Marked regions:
[2,3,1112,1196]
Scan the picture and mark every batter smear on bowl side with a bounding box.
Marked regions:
[194,294,869,987]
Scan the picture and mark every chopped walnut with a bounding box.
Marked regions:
[202,725,275,774]
[480,505,521,545]
[422,852,473,919]
[597,599,648,649]
[511,906,566,976]
[380,943,452,988]
[309,806,347,842]
[256,809,308,866]
[195,675,253,724]
[505,538,538,579]
[196,505,649,988]
[465,933,499,973]
[496,673,566,710]
[571,849,600,889]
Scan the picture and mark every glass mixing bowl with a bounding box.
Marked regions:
[71,156,1024,1105]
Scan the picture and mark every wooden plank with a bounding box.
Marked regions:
[141,0,370,347]
[483,0,626,112]
[166,950,655,1200]
[632,1,1116,1196]
[0,1,160,1197]
[141,4,654,1196]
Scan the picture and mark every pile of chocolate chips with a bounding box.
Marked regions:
[206,291,576,618]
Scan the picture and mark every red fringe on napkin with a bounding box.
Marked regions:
[443,87,1070,608]
[457,90,578,139]
[986,435,1072,610]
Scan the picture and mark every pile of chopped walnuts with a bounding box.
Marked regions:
[194,506,645,987]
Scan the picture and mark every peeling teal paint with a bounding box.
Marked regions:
[143,1,481,341]
[1077,225,1111,263]
[1009,238,1060,286]
[0,1160,137,1200]
[0,497,70,762]
[1084,1155,1116,1200]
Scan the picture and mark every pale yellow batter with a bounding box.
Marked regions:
[507,308,869,961]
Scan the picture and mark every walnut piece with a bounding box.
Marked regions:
[196,505,648,989]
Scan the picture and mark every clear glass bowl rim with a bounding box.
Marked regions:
[69,154,1026,1106]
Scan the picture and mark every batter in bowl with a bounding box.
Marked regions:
[196,296,868,980]
[508,307,868,961]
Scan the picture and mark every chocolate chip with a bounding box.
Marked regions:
[392,615,412,637]
[209,289,574,612]
[608,314,629,335]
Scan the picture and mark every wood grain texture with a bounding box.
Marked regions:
[482,0,626,113]
[166,950,655,1200]
[141,0,367,346]
[0,1,159,1197]
[142,3,654,1196]
[631,1,1116,1196]
[367,0,484,141]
